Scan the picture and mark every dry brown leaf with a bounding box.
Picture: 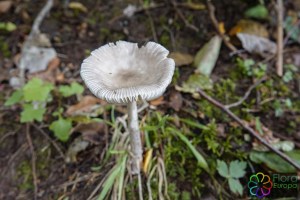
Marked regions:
[68,2,87,12]
[0,1,12,14]
[168,52,194,67]
[142,148,153,174]
[180,2,205,10]
[27,57,60,83]
[72,122,105,144]
[218,22,226,34]
[229,19,269,38]
[149,96,165,106]
[66,96,103,116]
[65,137,89,163]
[237,33,277,56]
[169,91,183,111]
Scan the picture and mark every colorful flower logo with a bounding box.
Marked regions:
[248,172,273,198]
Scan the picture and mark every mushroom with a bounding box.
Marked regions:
[80,41,175,174]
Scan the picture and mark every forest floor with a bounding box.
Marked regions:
[0,0,300,199]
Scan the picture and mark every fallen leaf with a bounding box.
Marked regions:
[250,150,300,173]
[229,19,269,38]
[0,1,12,14]
[149,96,165,106]
[65,137,89,163]
[218,22,226,34]
[176,74,213,95]
[169,52,194,67]
[19,46,57,73]
[169,91,183,111]
[0,22,16,32]
[72,122,105,144]
[27,57,60,83]
[237,33,277,56]
[123,4,137,17]
[194,35,222,76]
[142,148,153,174]
[179,2,206,10]
[66,96,103,116]
[68,2,87,12]
[245,4,269,20]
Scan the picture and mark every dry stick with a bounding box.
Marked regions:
[30,0,54,37]
[276,0,284,77]
[140,0,158,42]
[171,0,199,32]
[25,123,38,200]
[225,76,267,109]
[197,88,300,172]
[32,123,65,159]
[206,0,238,53]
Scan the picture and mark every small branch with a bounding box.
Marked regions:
[32,123,65,159]
[206,0,238,53]
[171,0,199,32]
[25,124,38,200]
[30,0,54,38]
[197,88,300,171]
[128,101,143,175]
[276,0,284,77]
[225,76,267,109]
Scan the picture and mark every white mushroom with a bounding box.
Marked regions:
[81,41,175,174]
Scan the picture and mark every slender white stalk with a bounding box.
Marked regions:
[127,100,143,175]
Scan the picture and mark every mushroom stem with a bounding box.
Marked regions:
[128,100,143,175]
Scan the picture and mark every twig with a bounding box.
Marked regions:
[197,88,300,172]
[206,0,238,52]
[32,123,65,159]
[171,0,199,32]
[276,0,284,77]
[139,0,158,42]
[30,0,54,37]
[225,76,267,109]
[25,123,38,200]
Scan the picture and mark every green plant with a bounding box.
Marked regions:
[236,58,267,78]
[216,160,247,195]
[5,78,84,142]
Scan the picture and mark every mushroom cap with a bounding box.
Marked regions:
[80,41,175,103]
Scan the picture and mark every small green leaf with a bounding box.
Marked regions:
[20,103,46,123]
[0,22,17,32]
[282,71,293,83]
[245,4,269,20]
[229,160,247,178]
[5,90,23,106]
[228,178,243,195]
[285,98,292,108]
[180,74,213,94]
[169,127,209,173]
[250,150,300,173]
[59,82,84,97]
[217,160,229,178]
[49,117,72,142]
[23,78,54,102]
